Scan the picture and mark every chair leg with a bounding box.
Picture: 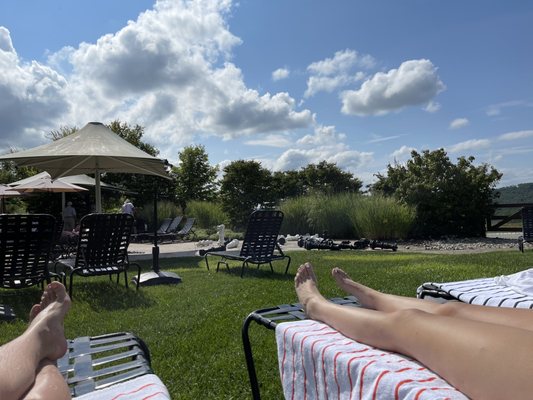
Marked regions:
[124,271,129,289]
[205,255,210,271]
[69,273,74,298]
[268,262,274,273]
[284,257,291,275]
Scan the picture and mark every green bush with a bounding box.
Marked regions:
[349,195,415,240]
[280,192,415,239]
[186,200,229,229]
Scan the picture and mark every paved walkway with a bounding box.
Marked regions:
[127,239,304,260]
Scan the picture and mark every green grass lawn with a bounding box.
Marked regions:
[2,249,533,399]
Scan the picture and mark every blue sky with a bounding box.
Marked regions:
[1,0,532,188]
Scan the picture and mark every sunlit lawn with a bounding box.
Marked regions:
[2,249,533,399]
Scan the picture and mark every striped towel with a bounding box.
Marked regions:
[276,320,467,400]
[73,374,170,400]
[418,268,533,308]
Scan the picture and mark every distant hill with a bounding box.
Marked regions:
[494,183,533,204]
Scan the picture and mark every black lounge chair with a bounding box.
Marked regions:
[172,217,196,241]
[131,217,173,243]
[519,206,533,252]
[55,213,141,297]
[58,331,169,398]
[204,210,291,277]
[242,296,359,399]
[152,216,185,242]
[1,214,58,321]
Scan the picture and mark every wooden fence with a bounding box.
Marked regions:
[486,203,533,232]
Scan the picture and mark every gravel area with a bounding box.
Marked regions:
[397,236,527,254]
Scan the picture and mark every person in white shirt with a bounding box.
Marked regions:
[121,199,135,216]
[62,201,76,231]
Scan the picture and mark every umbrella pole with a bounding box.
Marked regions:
[95,170,102,213]
[132,187,181,286]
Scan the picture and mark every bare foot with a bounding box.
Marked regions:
[27,282,71,360]
[331,267,380,309]
[295,263,327,319]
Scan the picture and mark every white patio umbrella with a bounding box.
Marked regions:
[13,176,88,193]
[0,122,170,212]
[0,121,177,286]
[0,184,21,213]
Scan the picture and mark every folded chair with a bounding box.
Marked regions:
[204,210,290,277]
[58,331,170,399]
[243,298,467,399]
[55,213,141,297]
[519,206,533,252]
[1,214,60,321]
[417,268,533,307]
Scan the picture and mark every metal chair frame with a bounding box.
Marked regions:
[242,296,359,400]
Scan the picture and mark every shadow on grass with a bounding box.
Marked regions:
[210,263,293,281]
[0,287,44,323]
[68,281,155,311]
[138,256,204,271]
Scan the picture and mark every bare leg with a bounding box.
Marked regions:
[296,263,533,400]
[332,267,533,331]
[21,360,71,400]
[0,282,71,400]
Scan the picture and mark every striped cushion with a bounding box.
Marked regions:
[276,320,467,400]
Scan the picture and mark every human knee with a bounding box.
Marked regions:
[436,301,463,317]
[390,308,429,326]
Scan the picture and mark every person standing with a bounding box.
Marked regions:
[62,201,76,232]
[121,199,135,216]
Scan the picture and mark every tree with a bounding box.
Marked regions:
[372,149,502,237]
[271,170,306,200]
[300,161,362,194]
[172,145,218,212]
[46,125,78,141]
[219,160,274,229]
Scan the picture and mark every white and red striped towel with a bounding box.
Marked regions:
[276,320,467,400]
[73,374,170,400]
[418,268,533,308]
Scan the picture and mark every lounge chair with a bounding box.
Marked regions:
[417,268,533,307]
[58,331,170,399]
[204,210,290,277]
[139,216,184,243]
[54,213,141,297]
[131,217,173,243]
[519,206,533,252]
[243,298,467,399]
[1,214,60,321]
[172,217,196,241]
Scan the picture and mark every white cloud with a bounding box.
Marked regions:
[0,0,315,160]
[424,101,440,113]
[498,130,533,141]
[272,67,289,81]
[448,139,491,153]
[0,27,69,150]
[390,145,416,162]
[245,134,292,147]
[340,59,445,116]
[449,118,469,130]
[297,125,346,146]
[274,145,373,173]
[486,100,533,116]
[304,49,376,98]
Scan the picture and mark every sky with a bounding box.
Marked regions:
[1,0,532,188]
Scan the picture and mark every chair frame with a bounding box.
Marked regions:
[242,296,359,400]
[0,214,56,289]
[55,213,140,297]
[204,210,290,277]
[519,206,533,252]
[57,331,153,397]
